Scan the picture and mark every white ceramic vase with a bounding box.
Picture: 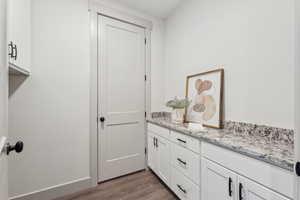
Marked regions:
[171,109,185,123]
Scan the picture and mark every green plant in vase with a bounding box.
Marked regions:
[166,97,191,123]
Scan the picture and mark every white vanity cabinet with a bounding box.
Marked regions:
[238,176,290,200]
[147,132,158,172]
[202,158,290,200]
[171,166,200,200]
[7,0,31,74]
[170,130,201,200]
[157,136,171,185]
[147,125,171,186]
[201,158,237,200]
[147,123,293,200]
[147,124,201,200]
[202,142,294,200]
[171,141,200,185]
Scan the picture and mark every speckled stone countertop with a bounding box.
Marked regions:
[147,113,294,172]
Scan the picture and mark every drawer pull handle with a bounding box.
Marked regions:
[177,138,186,144]
[228,177,233,197]
[12,44,17,60]
[177,184,187,194]
[239,183,243,200]
[177,158,187,166]
[8,41,13,58]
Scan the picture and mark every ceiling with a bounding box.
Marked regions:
[108,0,182,19]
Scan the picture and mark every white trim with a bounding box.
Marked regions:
[89,0,153,31]
[89,4,152,185]
[9,177,92,200]
[145,30,151,120]
[144,30,151,168]
[89,10,99,187]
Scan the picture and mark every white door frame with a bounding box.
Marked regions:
[89,0,152,187]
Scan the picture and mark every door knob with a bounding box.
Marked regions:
[99,117,105,122]
[296,162,300,176]
[6,141,24,155]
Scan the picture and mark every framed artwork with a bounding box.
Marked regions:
[185,69,224,129]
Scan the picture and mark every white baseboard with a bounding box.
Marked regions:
[9,177,92,200]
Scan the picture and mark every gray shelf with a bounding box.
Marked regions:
[9,63,30,76]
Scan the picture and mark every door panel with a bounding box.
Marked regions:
[147,133,157,172]
[157,136,171,185]
[201,158,237,200]
[98,15,146,182]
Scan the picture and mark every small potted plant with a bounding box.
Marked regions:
[166,97,191,123]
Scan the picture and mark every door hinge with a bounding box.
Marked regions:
[145,148,147,154]
[144,38,147,44]
[144,75,147,81]
[145,112,147,118]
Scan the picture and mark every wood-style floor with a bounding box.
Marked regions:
[55,170,178,200]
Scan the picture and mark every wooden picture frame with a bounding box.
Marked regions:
[184,69,224,129]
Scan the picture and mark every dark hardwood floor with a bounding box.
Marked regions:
[55,170,178,200]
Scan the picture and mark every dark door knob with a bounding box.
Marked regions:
[99,117,105,122]
[296,162,300,176]
[6,141,24,155]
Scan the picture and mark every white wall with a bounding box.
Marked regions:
[0,0,8,199]
[8,0,90,197]
[8,0,165,197]
[164,0,295,129]
[95,0,166,112]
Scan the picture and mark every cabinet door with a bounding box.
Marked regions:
[7,0,31,70]
[202,158,237,200]
[147,134,157,172]
[238,177,290,200]
[157,136,171,185]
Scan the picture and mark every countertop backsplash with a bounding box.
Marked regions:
[223,121,294,146]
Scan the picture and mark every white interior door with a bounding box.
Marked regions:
[98,15,146,182]
[0,0,8,199]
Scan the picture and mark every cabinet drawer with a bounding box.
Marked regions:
[148,123,170,140]
[171,131,200,153]
[171,167,200,200]
[171,142,200,185]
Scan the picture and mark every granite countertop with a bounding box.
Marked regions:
[147,116,294,172]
